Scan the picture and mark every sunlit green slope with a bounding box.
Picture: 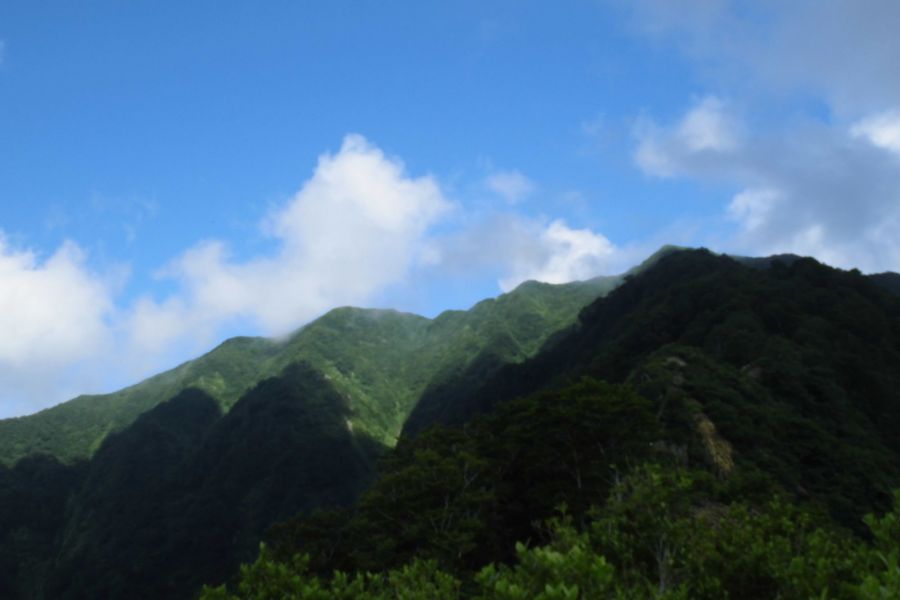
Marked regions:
[0,275,617,466]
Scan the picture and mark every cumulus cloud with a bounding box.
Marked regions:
[128,134,451,353]
[485,170,535,204]
[0,238,113,367]
[0,237,116,416]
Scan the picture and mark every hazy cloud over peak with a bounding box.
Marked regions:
[135,134,452,345]
[498,220,618,291]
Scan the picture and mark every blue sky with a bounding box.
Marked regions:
[2,0,900,416]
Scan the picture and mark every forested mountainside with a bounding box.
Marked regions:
[2,248,900,599]
[869,271,900,296]
[403,250,900,527]
[0,273,619,599]
[246,250,900,599]
[0,273,616,467]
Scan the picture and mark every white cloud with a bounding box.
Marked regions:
[0,238,113,367]
[0,237,117,417]
[634,98,900,272]
[727,188,781,233]
[422,212,628,293]
[485,170,535,204]
[126,134,452,354]
[851,110,900,156]
[636,96,739,177]
[678,97,738,152]
[621,1,900,273]
[498,220,619,291]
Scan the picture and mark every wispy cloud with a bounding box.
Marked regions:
[625,1,900,272]
[626,0,900,115]
[485,170,535,204]
[851,110,900,156]
[634,97,900,272]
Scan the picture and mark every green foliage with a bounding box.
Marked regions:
[474,518,614,600]
[588,464,866,599]
[268,378,659,575]
[868,272,900,297]
[200,545,462,600]
[6,248,900,599]
[857,491,900,598]
[429,250,900,527]
[222,468,900,600]
[0,454,84,599]
[0,278,615,598]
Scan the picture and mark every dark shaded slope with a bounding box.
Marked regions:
[0,456,84,600]
[404,250,900,524]
[870,271,900,296]
[173,362,381,590]
[45,364,382,600]
[48,389,222,599]
[0,337,280,467]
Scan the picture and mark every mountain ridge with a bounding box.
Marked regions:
[0,274,618,466]
[2,247,900,599]
[3,246,896,467]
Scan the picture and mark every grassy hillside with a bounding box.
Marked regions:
[0,276,616,466]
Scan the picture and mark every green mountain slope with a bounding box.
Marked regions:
[0,276,616,467]
[3,247,900,599]
[0,275,617,599]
